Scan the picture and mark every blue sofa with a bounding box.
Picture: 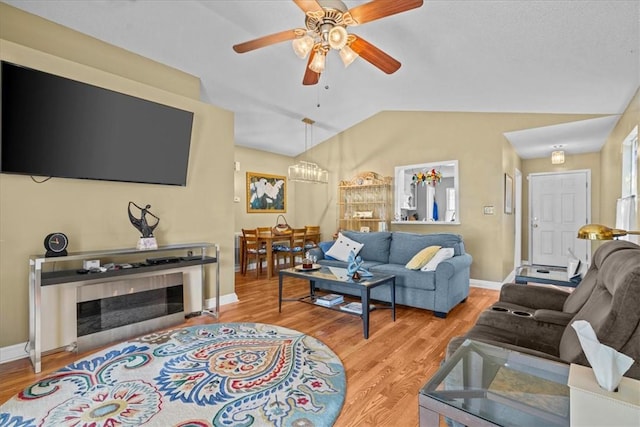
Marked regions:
[308,231,473,318]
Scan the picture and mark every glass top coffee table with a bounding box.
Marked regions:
[419,339,570,427]
[278,265,395,339]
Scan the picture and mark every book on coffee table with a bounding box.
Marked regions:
[315,294,344,307]
[340,302,375,314]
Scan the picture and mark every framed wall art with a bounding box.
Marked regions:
[504,173,513,214]
[246,172,286,213]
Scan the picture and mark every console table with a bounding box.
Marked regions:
[29,242,219,373]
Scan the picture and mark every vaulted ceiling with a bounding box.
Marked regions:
[6,0,639,158]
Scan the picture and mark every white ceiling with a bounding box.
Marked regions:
[6,0,639,159]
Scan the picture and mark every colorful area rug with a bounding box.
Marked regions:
[0,323,346,427]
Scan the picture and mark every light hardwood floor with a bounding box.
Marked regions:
[0,271,499,426]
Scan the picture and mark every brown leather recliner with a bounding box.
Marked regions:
[447,240,640,379]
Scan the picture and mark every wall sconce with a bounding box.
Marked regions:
[551,150,565,164]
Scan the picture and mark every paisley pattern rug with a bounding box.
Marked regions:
[0,323,346,427]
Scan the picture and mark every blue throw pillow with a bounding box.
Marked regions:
[318,241,337,260]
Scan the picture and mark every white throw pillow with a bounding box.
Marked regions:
[420,247,455,271]
[325,232,364,262]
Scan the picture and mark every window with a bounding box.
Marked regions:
[621,126,638,198]
[619,126,638,243]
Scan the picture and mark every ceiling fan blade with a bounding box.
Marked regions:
[233,29,301,53]
[350,36,401,74]
[302,50,320,85]
[292,0,324,14]
[347,0,423,25]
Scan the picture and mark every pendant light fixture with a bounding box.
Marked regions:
[551,150,565,164]
[551,144,565,164]
[288,118,328,184]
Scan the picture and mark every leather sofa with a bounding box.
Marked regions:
[448,240,640,379]
[308,231,473,317]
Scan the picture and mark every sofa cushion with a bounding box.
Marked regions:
[318,258,383,270]
[389,232,464,265]
[325,232,363,262]
[421,247,455,271]
[342,231,392,264]
[318,241,337,260]
[370,263,437,291]
[405,245,441,270]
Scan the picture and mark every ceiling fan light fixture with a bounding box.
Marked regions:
[339,45,358,67]
[328,25,348,50]
[292,34,314,58]
[309,50,326,73]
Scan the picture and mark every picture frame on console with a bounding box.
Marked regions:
[246,172,287,213]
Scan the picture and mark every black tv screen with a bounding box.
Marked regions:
[1,61,194,186]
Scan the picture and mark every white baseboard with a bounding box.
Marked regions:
[470,279,502,291]
[0,341,29,365]
[204,292,239,310]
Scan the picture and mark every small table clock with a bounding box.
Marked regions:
[44,232,68,257]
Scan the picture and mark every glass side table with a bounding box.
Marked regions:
[515,265,580,288]
[419,340,570,427]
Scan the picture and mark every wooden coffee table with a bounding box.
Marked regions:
[278,265,396,339]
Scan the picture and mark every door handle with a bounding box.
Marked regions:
[532,224,538,228]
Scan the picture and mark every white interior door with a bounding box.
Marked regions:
[530,171,590,267]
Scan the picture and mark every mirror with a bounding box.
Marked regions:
[393,160,459,224]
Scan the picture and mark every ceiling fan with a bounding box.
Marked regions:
[233,0,424,85]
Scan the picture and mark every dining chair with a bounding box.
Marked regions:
[257,226,272,235]
[241,228,267,277]
[304,225,321,249]
[257,227,281,266]
[274,228,307,268]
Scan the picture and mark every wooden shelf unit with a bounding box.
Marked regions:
[338,172,392,232]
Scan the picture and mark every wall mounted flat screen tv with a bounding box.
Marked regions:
[1,61,194,186]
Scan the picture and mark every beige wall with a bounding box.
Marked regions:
[233,146,334,242]
[234,147,297,232]
[0,4,235,348]
[295,111,604,282]
[501,139,522,278]
[521,153,602,260]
